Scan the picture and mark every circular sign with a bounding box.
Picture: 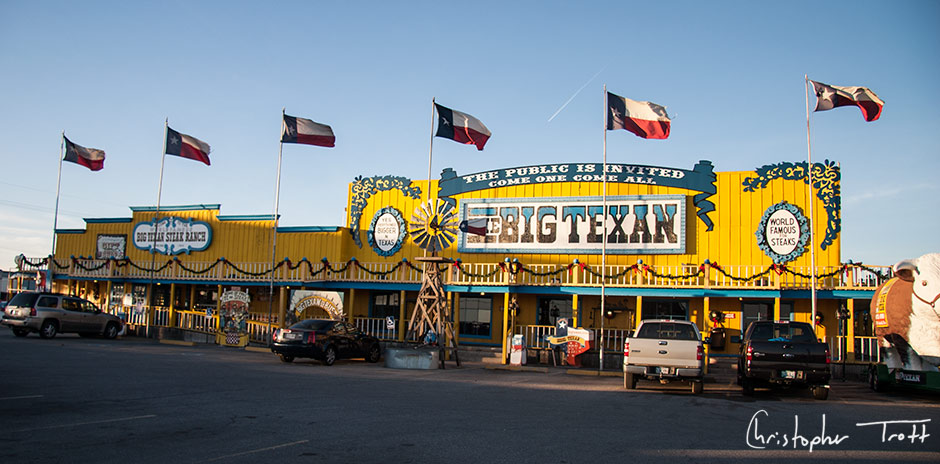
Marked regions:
[368,207,406,257]
[755,202,809,264]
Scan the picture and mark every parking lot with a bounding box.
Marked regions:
[1,331,938,463]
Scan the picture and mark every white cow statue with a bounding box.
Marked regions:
[872,252,940,371]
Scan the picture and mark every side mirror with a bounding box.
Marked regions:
[703,336,711,344]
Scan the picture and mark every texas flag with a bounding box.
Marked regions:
[63,136,105,171]
[435,103,491,151]
[607,92,671,139]
[281,114,335,147]
[166,126,211,165]
[810,80,884,122]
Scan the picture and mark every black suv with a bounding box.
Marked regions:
[271,319,381,365]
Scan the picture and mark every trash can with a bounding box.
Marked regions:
[709,327,726,350]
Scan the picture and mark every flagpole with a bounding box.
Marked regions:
[267,108,285,335]
[149,119,169,338]
[50,132,65,291]
[425,98,436,258]
[804,76,818,331]
[599,85,608,371]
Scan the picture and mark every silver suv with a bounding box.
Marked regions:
[1,292,123,339]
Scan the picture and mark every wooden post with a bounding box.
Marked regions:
[572,294,579,327]
[773,297,781,322]
[278,286,287,328]
[846,299,856,362]
[634,296,643,332]
[168,283,176,328]
[501,292,510,365]
[398,290,407,341]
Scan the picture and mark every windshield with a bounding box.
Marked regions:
[749,323,816,343]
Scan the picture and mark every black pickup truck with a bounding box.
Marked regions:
[737,320,831,400]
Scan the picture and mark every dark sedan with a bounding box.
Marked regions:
[270,319,382,365]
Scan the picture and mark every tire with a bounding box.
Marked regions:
[323,345,337,366]
[869,368,885,392]
[691,380,703,394]
[39,320,58,339]
[624,373,637,390]
[278,354,294,363]
[812,385,830,400]
[741,377,754,396]
[12,328,29,337]
[366,344,381,363]
[103,322,119,340]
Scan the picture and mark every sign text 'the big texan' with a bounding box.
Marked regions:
[438,160,718,231]
[458,195,686,254]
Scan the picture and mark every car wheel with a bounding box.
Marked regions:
[39,320,58,339]
[323,345,337,366]
[624,373,637,390]
[278,354,294,363]
[104,322,119,340]
[12,328,29,337]
[741,378,754,396]
[691,380,703,394]
[812,385,830,400]
[869,367,885,392]
[366,344,381,363]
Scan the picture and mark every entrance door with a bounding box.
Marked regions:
[741,301,773,332]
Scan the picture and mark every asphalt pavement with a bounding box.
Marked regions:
[0,331,938,463]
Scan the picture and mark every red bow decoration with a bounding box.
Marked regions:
[498,262,506,271]
[772,263,786,275]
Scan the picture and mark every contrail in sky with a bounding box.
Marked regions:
[548,64,608,123]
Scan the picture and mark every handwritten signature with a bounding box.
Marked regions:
[746,409,931,452]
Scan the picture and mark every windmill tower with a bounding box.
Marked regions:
[407,199,460,367]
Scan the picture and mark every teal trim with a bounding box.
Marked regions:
[458,341,501,347]
[780,289,875,299]
[130,204,220,212]
[445,285,510,294]
[56,229,85,234]
[277,226,341,233]
[84,218,132,224]
[217,214,276,221]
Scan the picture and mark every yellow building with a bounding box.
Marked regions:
[18,159,886,364]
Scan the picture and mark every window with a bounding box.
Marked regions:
[459,296,492,337]
[62,298,82,312]
[642,299,688,320]
[742,301,793,331]
[36,296,58,308]
[81,301,99,313]
[370,292,400,320]
[636,322,699,341]
[538,297,573,326]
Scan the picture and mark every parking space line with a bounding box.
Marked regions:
[206,440,309,462]
[12,414,157,433]
[0,395,44,400]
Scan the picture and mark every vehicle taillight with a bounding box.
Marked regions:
[306,332,316,344]
[746,345,753,368]
[623,341,630,361]
[30,307,37,317]
[696,344,703,361]
[272,329,280,342]
[825,347,831,364]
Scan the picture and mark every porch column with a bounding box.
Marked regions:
[398,290,407,341]
[278,286,287,329]
[634,296,643,332]
[572,294,579,327]
[501,292,510,364]
[347,288,356,321]
[452,292,460,340]
[168,283,176,328]
[846,299,856,362]
[773,297,781,321]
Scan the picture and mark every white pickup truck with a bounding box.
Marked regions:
[623,319,705,394]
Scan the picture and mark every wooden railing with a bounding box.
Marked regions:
[41,257,891,291]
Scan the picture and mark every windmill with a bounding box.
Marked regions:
[407,198,460,367]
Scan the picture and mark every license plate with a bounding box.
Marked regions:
[284,332,300,340]
[656,367,672,374]
[780,370,800,379]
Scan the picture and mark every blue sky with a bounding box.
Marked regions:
[1,0,937,270]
